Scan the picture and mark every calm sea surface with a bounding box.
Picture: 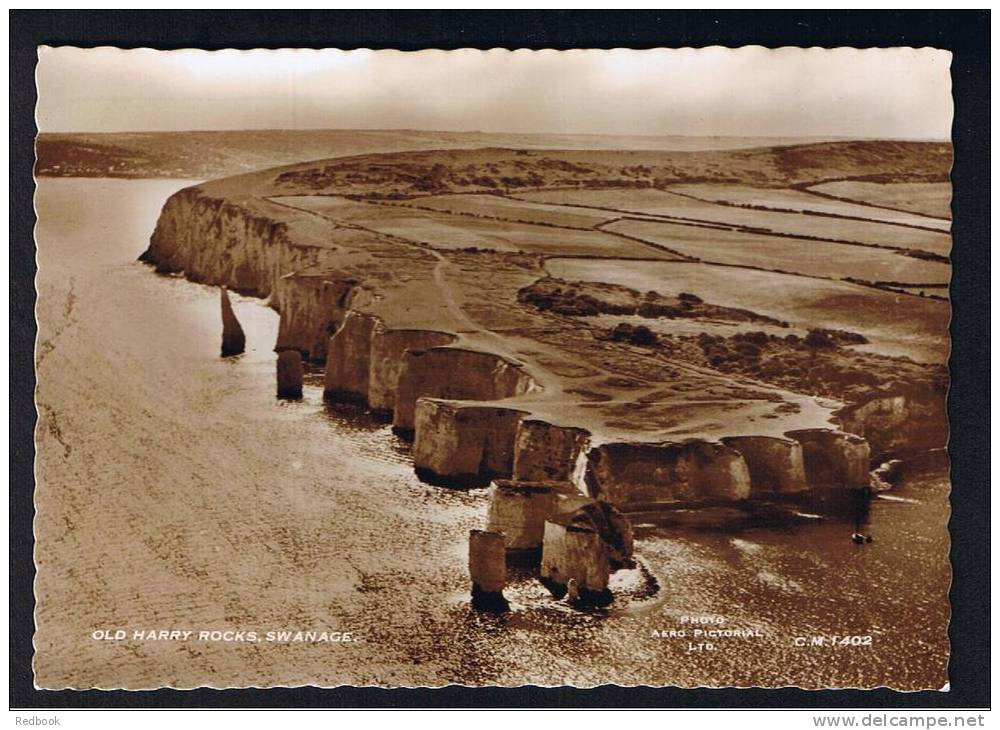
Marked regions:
[33,178,950,690]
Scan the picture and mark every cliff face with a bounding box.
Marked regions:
[512,420,592,486]
[837,392,947,457]
[786,429,871,489]
[720,436,808,495]
[144,188,309,296]
[368,327,456,413]
[585,441,753,508]
[540,521,610,597]
[413,402,529,486]
[393,348,536,435]
[486,481,561,551]
[146,189,374,364]
[323,311,378,402]
[274,272,358,362]
[581,430,873,509]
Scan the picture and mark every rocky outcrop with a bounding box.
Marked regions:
[411,401,527,486]
[874,459,904,484]
[511,419,591,486]
[785,429,871,489]
[276,350,304,399]
[219,287,245,357]
[367,326,456,414]
[720,436,807,495]
[273,271,358,362]
[871,459,904,491]
[584,440,752,509]
[321,311,547,489]
[393,348,535,436]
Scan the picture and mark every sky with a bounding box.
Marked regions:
[36,46,952,139]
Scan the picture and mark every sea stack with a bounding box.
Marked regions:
[540,519,612,606]
[468,529,509,612]
[276,350,304,399]
[220,286,246,357]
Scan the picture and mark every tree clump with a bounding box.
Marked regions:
[600,323,659,347]
[517,277,786,326]
[691,329,939,403]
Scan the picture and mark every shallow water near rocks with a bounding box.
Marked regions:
[33,178,950,690]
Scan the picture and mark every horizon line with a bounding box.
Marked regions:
[35,127,952,143]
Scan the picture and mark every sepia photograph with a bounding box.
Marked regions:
[13,12,988,710]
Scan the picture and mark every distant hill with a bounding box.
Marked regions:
[224,140,953,200]
[33,129,905,180]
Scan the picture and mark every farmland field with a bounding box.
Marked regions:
[273,195,679,259]
[546,257,949,363]
[397,193,620,228]
[896,285,950,299]
[518,187,952,255]
[667,183,950,231]
[603,218,951,285]
[807,181,953,220]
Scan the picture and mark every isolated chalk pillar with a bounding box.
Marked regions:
[540,521,611,604]
[276,350,304,399]
[220,286,246,357]
[468,529,509,612]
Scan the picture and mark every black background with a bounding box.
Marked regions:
[9,10,990,710]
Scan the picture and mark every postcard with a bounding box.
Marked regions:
[31,45,953,691]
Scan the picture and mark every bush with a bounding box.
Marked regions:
[608,323,659,347]
[703,345,728,360]
[635,302,667,318]
[759,360,787,378]
[532,295,554,311]
[805,330,836,349]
